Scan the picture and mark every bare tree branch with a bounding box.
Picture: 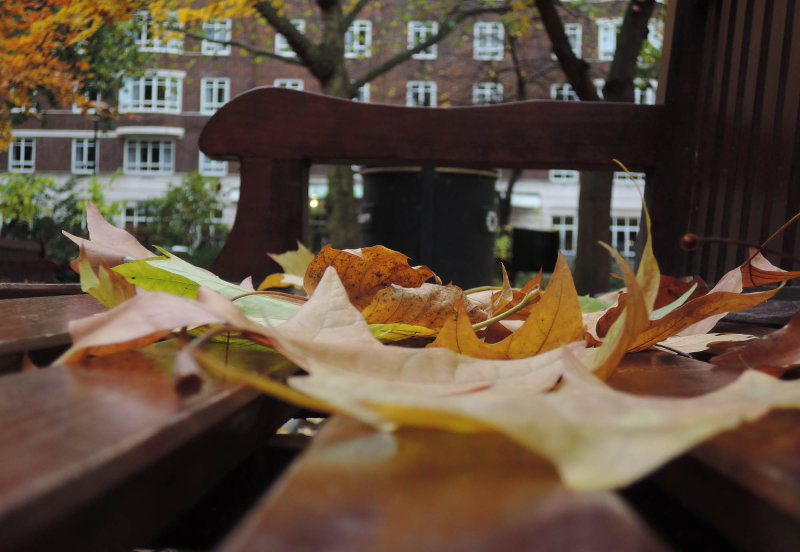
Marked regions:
[254,1,318,69]
[343,0,373,29]
[535,0,599,101]
[171,25,305,66]
[605,0,656,101]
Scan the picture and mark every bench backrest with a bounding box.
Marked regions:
[649,0,800,281]
[200,0,800,285]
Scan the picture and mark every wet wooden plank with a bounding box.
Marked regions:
[217,416,670,552]
[0,346,296,552]
[0,294,104,357]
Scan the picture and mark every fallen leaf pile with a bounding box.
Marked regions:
[55,202,800,491]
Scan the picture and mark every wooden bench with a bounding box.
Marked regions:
[3,0,800,550]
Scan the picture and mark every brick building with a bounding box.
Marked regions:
[1,1,662,259]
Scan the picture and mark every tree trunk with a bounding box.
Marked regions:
[537,0,655,294]
[319,64,362,248]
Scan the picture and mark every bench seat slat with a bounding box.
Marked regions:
[0,348,296,552]
[217,415,670,552]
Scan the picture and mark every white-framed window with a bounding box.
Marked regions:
[550,83,579,101]
[597,18,621,61]
[199,152,227,176]
[354,83,370,102]
[134,11,182,53]
[613,171,646,186]
[406,81,437,107]
[201,19,232,55]
[408,21,438,59]
[8,138,35,172]
[345,19,372,58]
[611,216,640,259]
[553,23,582,59]
[200,77,230,113]
[275,19,305,57]
[634,79,658,105]
[473,22,504,60]
[119,72,183,113]
[549,169,579,183]
[552,214,577,255]
[124,203,155,234]
[124,139,174,174]
[71,138,97,174]
[274,78,304,90]
[472,82,503,105]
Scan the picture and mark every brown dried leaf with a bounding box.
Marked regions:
[361,283,486,330]
[741,249,800,287]
[304,245,438,309]
[628,286,779,352]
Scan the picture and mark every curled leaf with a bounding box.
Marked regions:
[741,249,800,287]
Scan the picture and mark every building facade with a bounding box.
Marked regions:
[2,0,662,260]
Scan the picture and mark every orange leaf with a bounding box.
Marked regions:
[628,286,780,352]
[304,245,438,309]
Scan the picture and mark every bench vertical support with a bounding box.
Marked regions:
[645,0,709,277]
[212,158,308,283]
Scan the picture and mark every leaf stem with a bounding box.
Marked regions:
[471,289,540,331]
[464,285,504,294]
[230,290,308,303]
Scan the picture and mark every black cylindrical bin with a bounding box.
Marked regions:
[360,166,499,289]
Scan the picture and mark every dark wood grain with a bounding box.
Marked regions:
[0,294,104,356]
[0,283,82,299]
[217,416,670,552]
[201,88,662,171]
[610,350,800,550]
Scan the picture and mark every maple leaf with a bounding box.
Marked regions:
[304,245,439,309]
[429,254,584,359]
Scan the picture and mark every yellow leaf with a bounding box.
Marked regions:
[429,254,584,359]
